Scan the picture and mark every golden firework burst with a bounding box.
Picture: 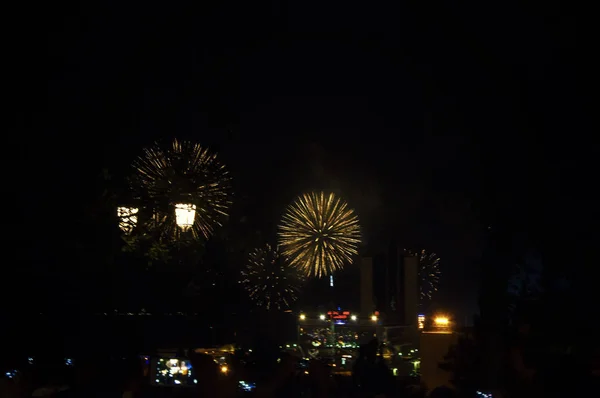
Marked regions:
[278,192,361,278]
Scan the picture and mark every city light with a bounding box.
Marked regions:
[319,314,326,320]
[434,316,449,326]
[130,139,232,240]
[299,314,306,320]
[220,365,228,374]
[117,206,138,234]
[418,314,425,329]
[175,203,196,230]
[351,315,357,321]
[371,315,378,321]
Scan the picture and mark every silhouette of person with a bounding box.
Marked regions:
[188,353,236,398]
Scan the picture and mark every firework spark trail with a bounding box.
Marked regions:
[278,192,361,278]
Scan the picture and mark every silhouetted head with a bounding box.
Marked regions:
[120,356,143,391]
[518,322,532,336]
[33,353,65,387]
[72,356,105,387]
[358,344,369,358]
[189,353,219,380]
[188,353,230,396]
[363,339,378,360]
[430,385,457,398]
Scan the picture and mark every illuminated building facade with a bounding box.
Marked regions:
[297,310,381,352]
[296,251,421,351]
[418,314,426,330]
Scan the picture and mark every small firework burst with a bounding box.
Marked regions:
[129,139,232,240]
[412,249,441,303]
[239,244,304,310]
[278,192,361,278]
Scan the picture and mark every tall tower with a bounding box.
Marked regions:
[360,257,374,317]
[403,254,419,326]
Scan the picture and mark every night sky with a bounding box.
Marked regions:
[9,2,586,320]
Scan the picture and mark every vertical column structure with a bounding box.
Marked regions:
[403,254,419,326]
[395,247,403,317]
[360,257,374,317]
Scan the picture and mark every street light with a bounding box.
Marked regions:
[297,314,306,342]
[117,207,138,234]
[371,314,378,322]
[319,314,326,320]
[434,316,449,326]
[350,315,357,321]
[175,203,196,231]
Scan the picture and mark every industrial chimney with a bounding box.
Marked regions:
[403,254,419,326]
[360,257,374,317]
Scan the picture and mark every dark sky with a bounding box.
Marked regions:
[9,1,584,318]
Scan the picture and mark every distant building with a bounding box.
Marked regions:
[376,245,420,327]
[360,257,375,316]
[296,252,421,347]
[362,253,420,345]
[296,310,380,348]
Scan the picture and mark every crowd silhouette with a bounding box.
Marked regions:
[0,338,415,398]
[2,335,597,398]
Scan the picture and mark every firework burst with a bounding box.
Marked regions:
[417,250,441,302]
[239,244,304,310]
[278,192,361,278]
[130,139,232,239]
